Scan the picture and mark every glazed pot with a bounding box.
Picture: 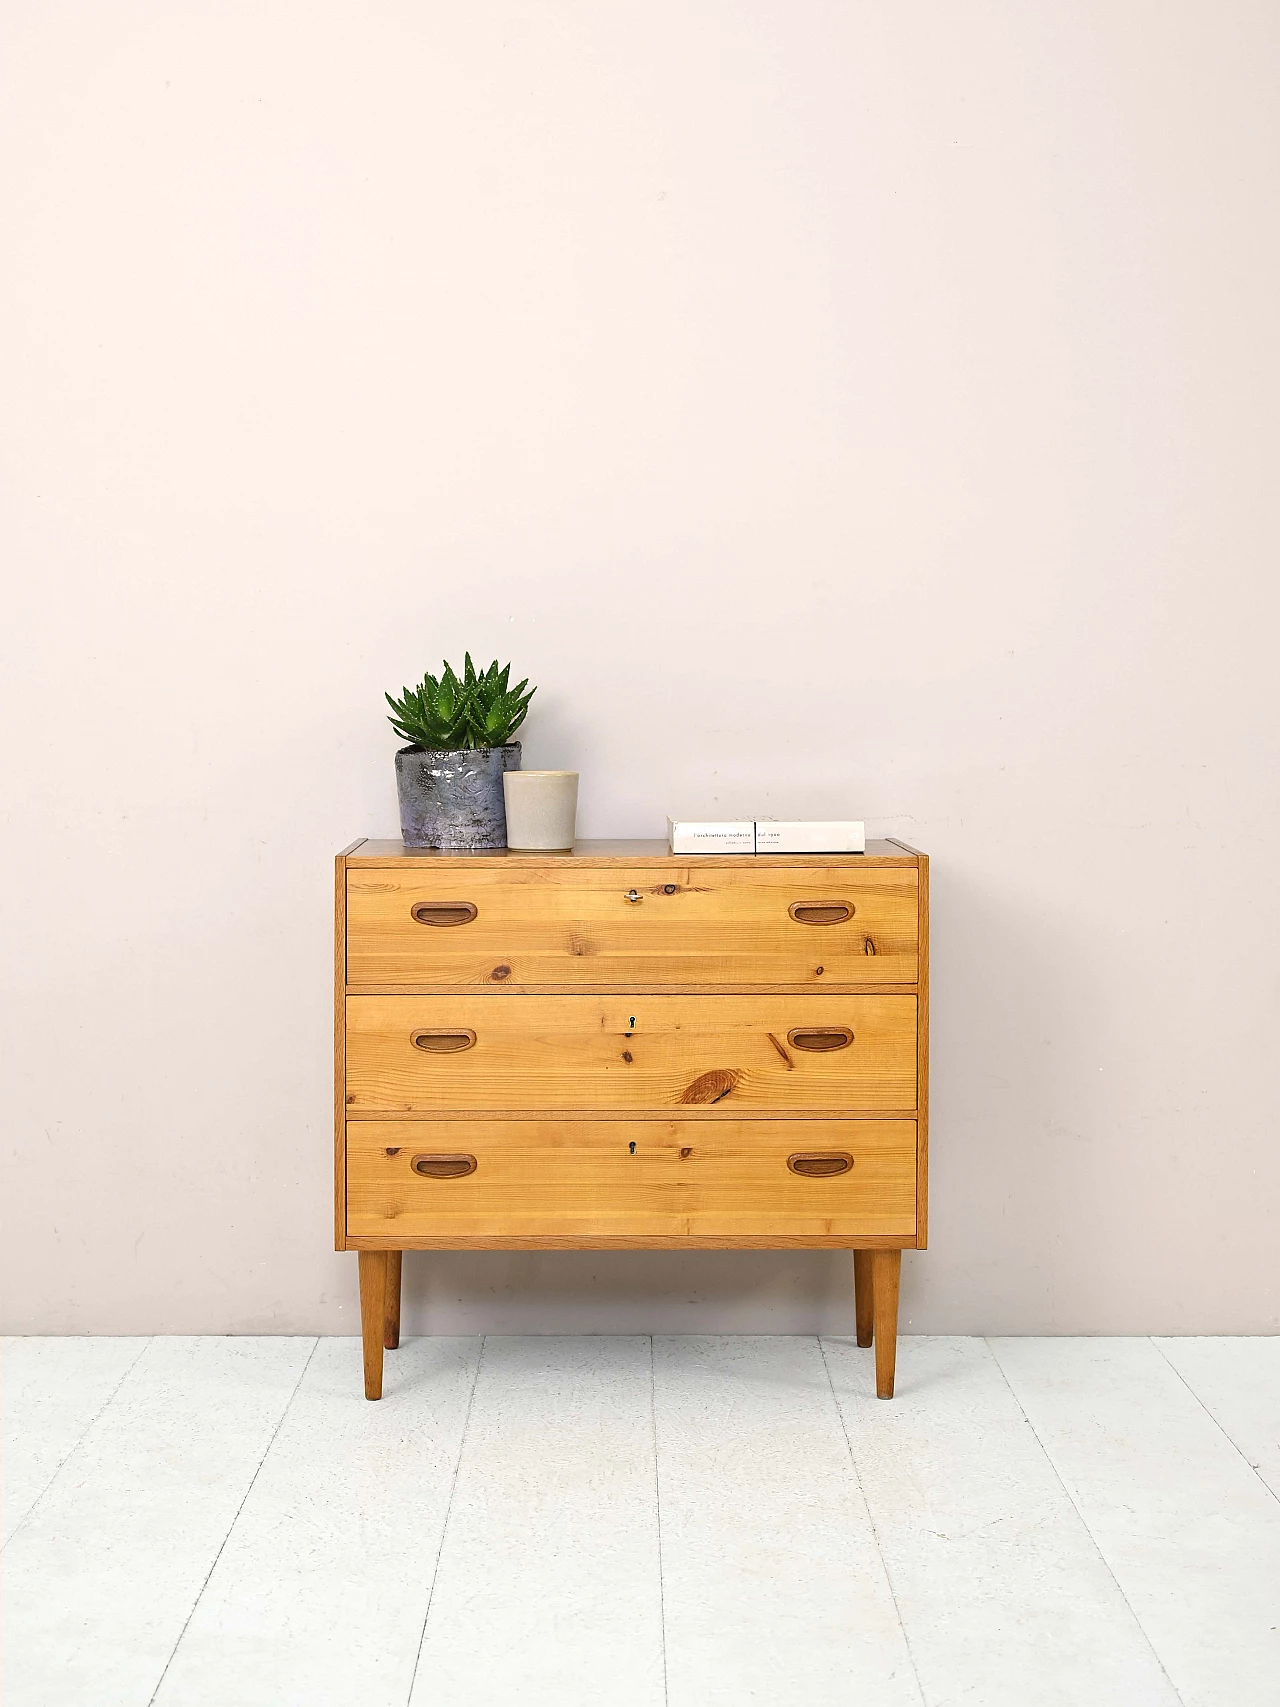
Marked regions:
[394,744,521,850]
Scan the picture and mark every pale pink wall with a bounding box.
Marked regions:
[3,2,1278,1333]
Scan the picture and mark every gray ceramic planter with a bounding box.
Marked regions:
[395,744,521,850]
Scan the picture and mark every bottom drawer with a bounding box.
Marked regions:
[345,1119,917,1245]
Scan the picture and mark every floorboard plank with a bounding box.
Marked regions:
[1,1338,149,1546]
[823,1335,1179,1706]
[0,1337,314,1707]
[409,1335,664,1707]
[991,1336,1280,1707]
[657,1335,920,1707]
[1154,1337,1280,1504]
[152,1337,481,1707]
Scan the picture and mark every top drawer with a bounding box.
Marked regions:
[346,864,918,990]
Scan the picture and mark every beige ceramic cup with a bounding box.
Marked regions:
[502,770,579,850]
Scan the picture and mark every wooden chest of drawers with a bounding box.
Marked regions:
[335,837,928,1400]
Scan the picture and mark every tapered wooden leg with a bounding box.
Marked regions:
[853,1251,874,1347]
[384,1250,403,1351]
[358,1251,389,1400]
[872,1249,901,1399]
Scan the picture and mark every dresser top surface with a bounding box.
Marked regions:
[341,837,923,868]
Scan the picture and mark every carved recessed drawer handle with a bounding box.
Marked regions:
[411,1153,477,1178]
[788,1151,854,1178]
[789,901,854,926]
[787,1026,854,1052]
[411,1029,477,1054]
[411,901,478,927]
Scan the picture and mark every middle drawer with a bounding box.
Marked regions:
[345,994,917,1114]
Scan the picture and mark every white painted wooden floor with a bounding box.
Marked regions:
[3,1336,1279,1707]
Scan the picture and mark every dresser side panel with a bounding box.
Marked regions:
[916,852,929,1248]
[334,851,353,1248]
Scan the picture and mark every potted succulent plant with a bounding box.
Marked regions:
[386,655,535,849]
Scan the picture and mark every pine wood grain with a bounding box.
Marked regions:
[346,864,919,990]
[333,847,363,1250]
[916,853,930,1247]
[345,1232,912,1250]
[345,1119,917,1243]
[335,838,928,1394]
[885,839,928,1246]
[345,994,917,1114]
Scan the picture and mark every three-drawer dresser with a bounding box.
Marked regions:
[335,837,928,1400]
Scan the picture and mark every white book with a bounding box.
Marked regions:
[754,819,866,853]
[667,817,754,854]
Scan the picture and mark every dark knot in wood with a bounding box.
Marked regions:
[680,1068,742,1105]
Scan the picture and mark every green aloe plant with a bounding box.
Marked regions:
[386,655,536,751]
